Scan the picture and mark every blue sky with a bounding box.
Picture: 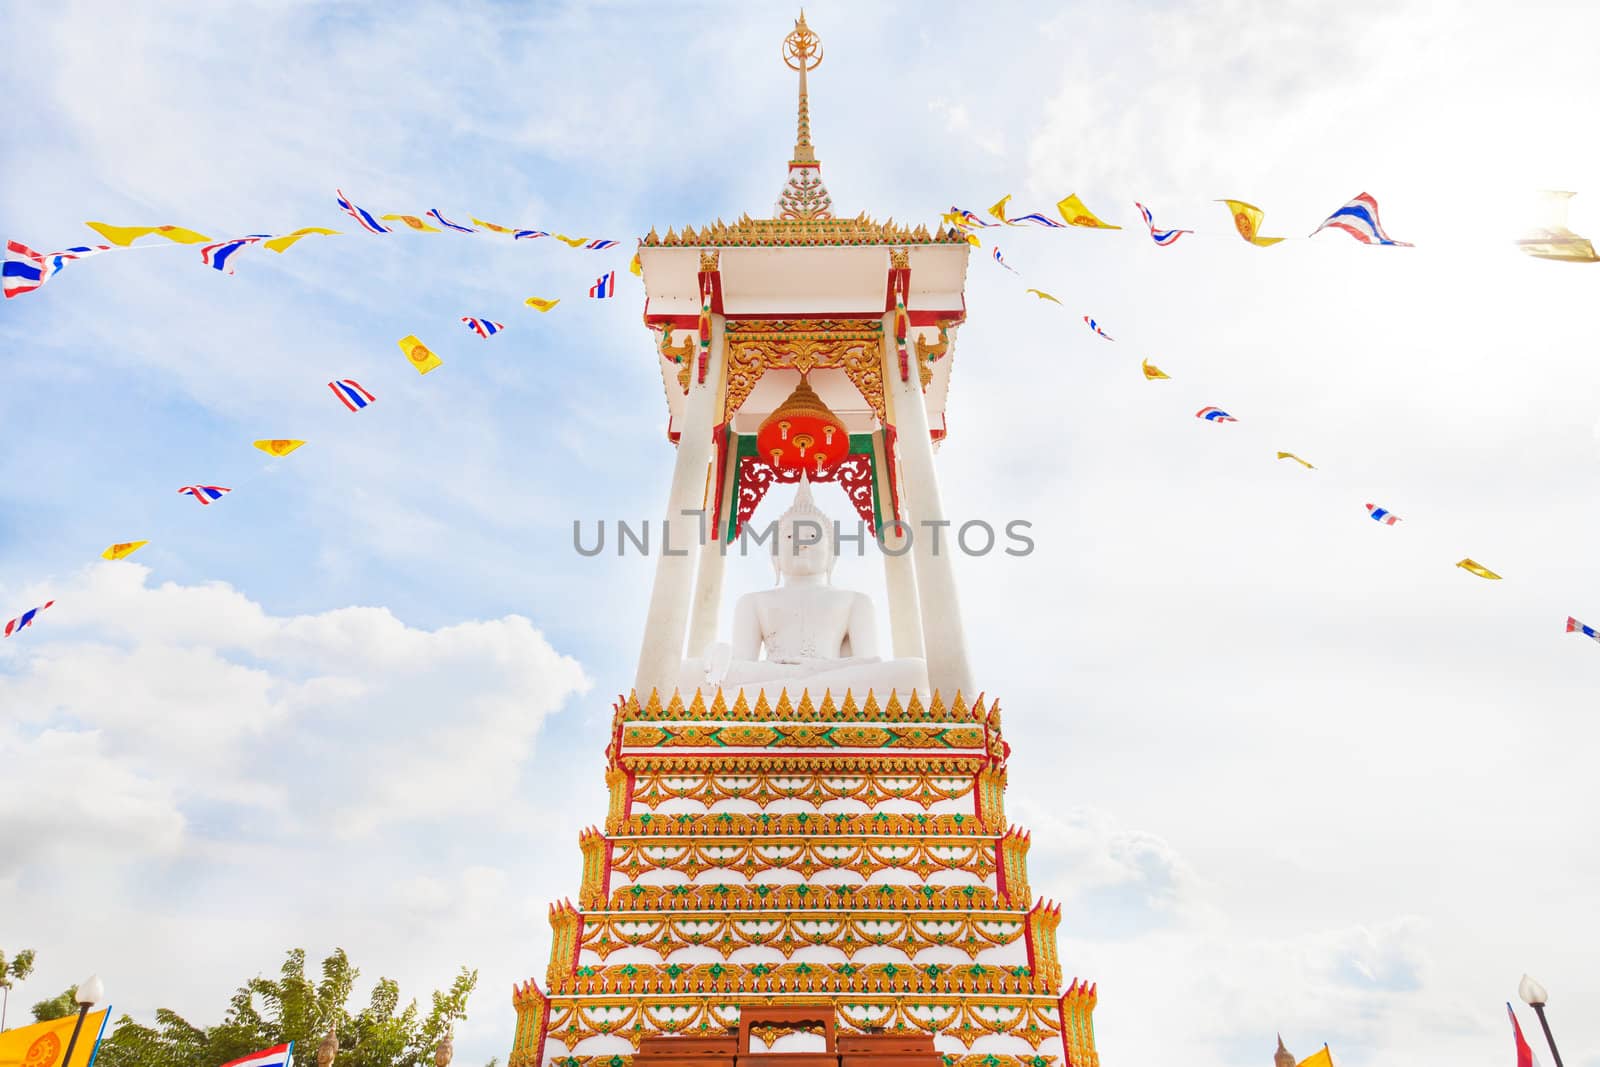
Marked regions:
[3,2,1599,1065]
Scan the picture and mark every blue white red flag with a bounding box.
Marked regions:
[1311,192,1412,246]
[178,485,231,505]
[992,247,1018,273]
[1366,504,1401,525]
[3,240,49,298]
[219,1042,294,1067]
[1507,1004,1541,1067]
[45,245,113,275]
[1567,616,1600,643]
[328,379,376,411]
[1196,406,1237,423]
[1136,202,1192,246]
[3,600,54,638]
[1083,316,1114,340]
[461,316,505,338]
[589,271,616,298]
[585,239,619,249]
[336,189,391,234]
[427,209,477,234]
[1008,212,1065,229]
[200,235,270,275]
[514,229,549,240]
[951,207,999,229]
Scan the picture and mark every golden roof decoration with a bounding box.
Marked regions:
[642,214,964,249]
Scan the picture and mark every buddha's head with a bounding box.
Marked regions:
[773,477,834,582]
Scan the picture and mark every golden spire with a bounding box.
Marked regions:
[1274,1035,1294,1067]
[782,10,823,164]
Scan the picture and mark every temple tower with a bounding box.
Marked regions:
[509,14,1099,1067]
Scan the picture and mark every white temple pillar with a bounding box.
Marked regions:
[687,439,738,658]
[871,429,923,657]
[635,317,727,697]
[881,312,973,698]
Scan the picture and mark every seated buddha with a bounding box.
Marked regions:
[678,479,928,698]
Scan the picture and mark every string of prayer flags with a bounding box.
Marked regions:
[3,600,53,637]
[264,227,339,253]
[1025,288,1061,304]
[178,485,231,506]
[427,209,476,234]
[200,235,270,275]
[1136,202,1192,246]
[524,296,561,312]
[588,271,616,298]
[1141,359,1170,380]
[4,240,110,299]
[101,541,149,560]
[461,317,505,338]
[1567,616,1600,643]
[1057,194,1121,229]
[947,207,998,229]
[1083,316,1113,340]
[328,379,376,411]
[1219,199,1285,246]
[1276,451,1314,469]
[1311,192,1412,246]
[398,334,443,374]
[1196,406,1237,423]
[1516,190,1598,262]
[86,222,212,246]
[336,189,392,234]
[992,248,1018,273]
[1456,558,1502,580]
[253,439,305,457]
[987,196,1012,224]
[1366,504,1401,525]
[380,214,441,232]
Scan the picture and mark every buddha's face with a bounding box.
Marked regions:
[775,513,833,578]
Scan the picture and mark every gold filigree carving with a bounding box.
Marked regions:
[722,320,886,423]
[643,214,956,249]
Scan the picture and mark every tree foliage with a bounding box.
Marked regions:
[94,948,477,1067]
[32,987,78,1023]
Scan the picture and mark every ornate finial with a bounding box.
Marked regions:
[1274,1035,1294,1067]
[776,11,833,220]
[700,248,720,272]
[783,11,823,163]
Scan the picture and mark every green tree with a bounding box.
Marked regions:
[32,987,78,1024]
[0,948,37,1031]
[95,948,477,1067]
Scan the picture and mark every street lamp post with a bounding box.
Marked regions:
[1519,974,1566,1067]
[60,975,103,1067]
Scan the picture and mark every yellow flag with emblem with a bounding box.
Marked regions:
[1219,199,1285,246]
[380,214,441,232]
[1057,193,1121,229]
[1295,1046,1334,1067]
[398,335,443,375]
[102,540,149,560]
[524,296,561,312]
[987,195,1011,224]
[1456,558,1502,580]
[0,1008,111,1067]
[253,439,306,457]
[264,227,339,253]
[85,222,212,246]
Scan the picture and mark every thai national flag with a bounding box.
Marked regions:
[200,235,270,275]
[427,209,477,234]
[588,270,616,298]
[1507,1004,1541,1067]
[3,600,54,638]
[3,239,49,298]
[513,229,549,240]
[1136,202,1192,246]
[585,239,619,249]
[1567,616,1600,643]
[1196,406,1237,423]
[1009,212,1064,229]
[1312,192,1412,246]
[178,485,231,506]
[1083,316,1114,340]
[336,188,391,234]
[219,1042,294,1067]
[328,379,376,411]
[45,245,112,275]
[461,316,504,338]
[1366,504,1401,525]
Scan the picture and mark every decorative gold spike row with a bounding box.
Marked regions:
[640,215,961,249]
[610,811,989,838]
[618,753,988,774]
[577,909,1026,961]
[542,993,1066,1051]
[543,1056,1061,1067]
[625,765,979,812]
[603,882,1002,912]
[608,836,996,883]
[1059,979,1101,1067]
[617,688,987,727]
[619,722,986,752]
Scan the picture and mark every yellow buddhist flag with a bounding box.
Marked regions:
[1218,199,1285,246]
[253,439,306,457]
[1057,193,1122,229]
[964,233,982,247]
[264,227,340,253]
[380,214,441,232]
[554,234,587,248]
[0,1008,111,1067]
[398,335,443,374]
[987,195,1012,224]
[1141,359,1170,380]
[940,210,966,228]
[1295,1046,1334,1067]
[524,296,561,312]
[1456,558,1503,580]
[86,222,212,246]
[102,540,149,560]
[471,218,517,234]
[1276,451,1315,469]
[1024,288,1061,304]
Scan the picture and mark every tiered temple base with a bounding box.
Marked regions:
[509,687,1099,1067]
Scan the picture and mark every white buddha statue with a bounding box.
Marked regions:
[679,479,929,697]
